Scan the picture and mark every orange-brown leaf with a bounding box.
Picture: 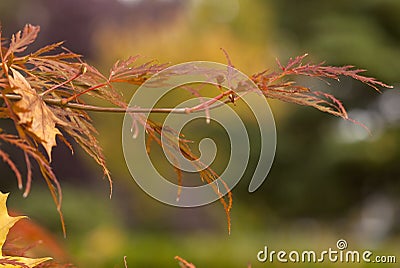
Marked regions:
[9,68,63,160]
[4,24,40,59]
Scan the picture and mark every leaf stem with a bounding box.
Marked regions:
[40,64,87,97]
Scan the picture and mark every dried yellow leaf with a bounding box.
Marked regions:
[0,192,52,267]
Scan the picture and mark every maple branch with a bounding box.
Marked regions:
[1,23,393,240]
[2,93,237,114]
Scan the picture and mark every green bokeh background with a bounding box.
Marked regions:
[1,0,399,267]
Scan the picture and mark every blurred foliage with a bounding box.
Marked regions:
[0,0,399,267]
[270,0,400,81]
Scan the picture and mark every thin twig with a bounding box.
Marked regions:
[2,93,241,114]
